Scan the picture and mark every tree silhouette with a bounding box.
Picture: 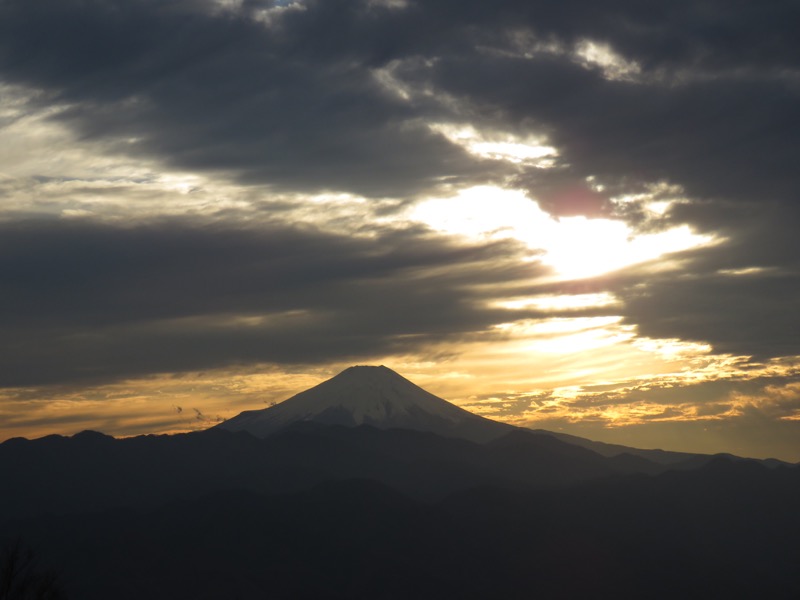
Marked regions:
[0,539,66,600]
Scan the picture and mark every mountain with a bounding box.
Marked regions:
[4,366,800,598]
[2,368,798,599]
[4,460,799,600]
[0,422,668,519]
[218,365,783,470]
[530,429,701,465]
[215,365,516,443]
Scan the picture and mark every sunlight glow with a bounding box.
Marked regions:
[495,292,620,311]
[573,40,642,81]
[633,337,713,360]
[490,317,636,355]
[409,186,714,280]
[547,218,711,279]
[717,267,770,276]
[429,124,558,166]
[157,173,203,195]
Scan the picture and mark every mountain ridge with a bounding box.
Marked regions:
[4,367,799,598]
[215,365,516,443]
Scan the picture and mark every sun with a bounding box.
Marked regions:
[407,186,713,280]
[543,215,711,279]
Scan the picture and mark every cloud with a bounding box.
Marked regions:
[602,207,800,360]
[1,0,799,458]
[617,265,800,359]
[470,372,800,460]
[1,0,794,205]
[0,217,556,387]
[0,0,500,199]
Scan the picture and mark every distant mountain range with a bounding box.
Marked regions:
[216,364,788,468]
[1,366,798,599]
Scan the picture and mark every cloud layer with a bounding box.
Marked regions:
[0,218,553,386]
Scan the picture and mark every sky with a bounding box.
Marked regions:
[1,0,799,461]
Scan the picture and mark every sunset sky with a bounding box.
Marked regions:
[1,0,799,461]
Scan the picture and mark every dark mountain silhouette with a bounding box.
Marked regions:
[0,423,667,519]
[530,428,702,465]
[533,428,793,468]
[3,366,799,598]
[219,365,755,468]
[0,366,785,520]
[215,365,516,442]
[3,460,799,600]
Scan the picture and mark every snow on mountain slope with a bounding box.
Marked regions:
[215,365,515,442]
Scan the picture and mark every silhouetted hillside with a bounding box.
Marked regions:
[3,458,799,599]
[4,368,798,600]
[0,425,665,519]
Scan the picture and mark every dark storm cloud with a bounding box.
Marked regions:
[1,0,800,365]
[413,43,800,207]
[1,0,796,202]
[613,244,800,360]
[566,188,798,360]
[0,0,501,197]
[0,218,560,387]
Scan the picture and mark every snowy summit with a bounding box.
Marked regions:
[215,365,514,442]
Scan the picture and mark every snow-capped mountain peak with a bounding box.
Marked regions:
[215,365,514,442]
